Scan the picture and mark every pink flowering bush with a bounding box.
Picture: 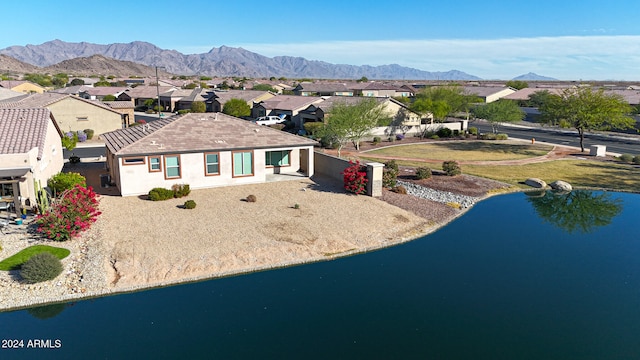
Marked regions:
[342,160,368,195]
[36,185,101,241]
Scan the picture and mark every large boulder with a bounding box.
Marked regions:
[524,178,547,189]
[550,180,572,192]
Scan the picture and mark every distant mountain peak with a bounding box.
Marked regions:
[512,72,557,81]
[0,39,483,80]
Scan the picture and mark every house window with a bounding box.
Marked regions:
[232,151,253,177]
[77,116,88,121]
[123,157,145,165]
[265,150,290,167]
[204,152,219,176]
[1,183,14,197]
[148,156,161,172]
[164,155,181,179]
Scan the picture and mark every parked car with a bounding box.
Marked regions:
[253,115,286,126]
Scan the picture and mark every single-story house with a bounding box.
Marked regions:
[0,108,64,213]
[0,93,125,135]
[299,96,425,126]
[293,82,353,97]
[0,80,46,94]
[117,85,177,108]
[207,90,275,113]
[102,101,136,127]
[349,82,410,98]
[100,112,317,196]
[174,88,213,112]
[158,88,196,112]
[79,86,128,101]
[463,86,517,103]
[252,95,324,128]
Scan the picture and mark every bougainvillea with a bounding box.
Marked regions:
[36,185,101,241]
[342,160,368,195]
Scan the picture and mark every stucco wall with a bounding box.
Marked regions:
[114,146,312,196]
[48,98,122,135]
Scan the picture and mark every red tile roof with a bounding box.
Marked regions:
[101,112,317,156]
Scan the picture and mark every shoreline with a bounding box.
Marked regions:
[0,177,510,313]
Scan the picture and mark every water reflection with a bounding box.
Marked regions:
[26,303,69,320]
[527,190,623,233]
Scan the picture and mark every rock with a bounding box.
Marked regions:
[524,178,547,189]
[550,180,572,192]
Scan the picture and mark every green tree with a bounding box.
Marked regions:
[539,88,635,151]
[506,80,528,90]
[190,101,206,113]
[472,99,525,133]
[527,90,554,108]
[94,80,111,87]
[69,78,85,86]
[183,83,198,89]
[222,98,251,118]
[252,84,277,92]
[358,76,369,82]
[102,94,116,101]
[318,98,390,156]
[23,73,52,87]
[527,190,623,233]
[413,85,477,121]
[219,80,230,90]
[200,76,212,81]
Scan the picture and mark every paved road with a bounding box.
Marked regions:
[472,120,640,155]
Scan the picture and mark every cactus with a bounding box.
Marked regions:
[34,180,50,213]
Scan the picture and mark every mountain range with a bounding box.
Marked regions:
[0,40,556,81]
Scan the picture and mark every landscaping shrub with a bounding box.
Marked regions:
[246,194,257,202]
[495,133,509,140]
[76,130,88,143]
[372,136,381,145]
[468,127,478,135]
[342,160,368,195]
[443,160,462,176]
[633,155,640,164]
[415,167,432,180]
[172,184,191,198]
[148,187,175,201]
[453,130,460,136]
[437,127,452,138]
[294,203,300,209]
[20,252,63,284]
[48,172,86,197]
[391,185,407,194]
[183,200,196,209]
[83,129,94,140]
[303,122,324,136]
[396,134,405,141]
[383,160,399,188]
[177,109,191,114]
[430,134,440,140]
[36,185,101,241]
[619,154,634,163]
[0,245,70,271]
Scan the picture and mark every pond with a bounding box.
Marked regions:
[1,191,639,359]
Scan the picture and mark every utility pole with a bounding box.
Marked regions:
[155,66,165,118]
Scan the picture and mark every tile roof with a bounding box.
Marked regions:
[80,87,128,96]
[102,101,135,109]
[258,95,323,111]
[121,86,176,98]
[49,85,91,94]
[211,90,272,104]
[0,80,27,88]
[502,87,565,100]
[0,93,121,115]
[0,108,58,159]
[295,82,351,93]
[463,86,514,97]
[100,112,317,156]
[0,87,23,101]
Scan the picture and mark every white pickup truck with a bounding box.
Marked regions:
[253,115,286,126]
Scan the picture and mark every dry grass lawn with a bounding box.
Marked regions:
[365,141,553,161]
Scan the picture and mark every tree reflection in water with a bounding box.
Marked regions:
[527,190,623,233]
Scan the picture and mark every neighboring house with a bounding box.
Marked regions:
[299,96,424,127]
[293,82,353,97]
[100,112,317,196]
[102,101,136,127]
[158,88,194,112]
[0,87,23,101]
[0,80,45,94]
[0,108,64,213]
[79,86,128,101]
[349,82,410,98]
[174,88,213,112]
[117,86,177,108]
[252,95,324,128]
[208,90,275,113]
[463,86,517,103]
[0,93,125,135]
[49,85,92,96]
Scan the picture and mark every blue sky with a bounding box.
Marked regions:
[3,0,639,80]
